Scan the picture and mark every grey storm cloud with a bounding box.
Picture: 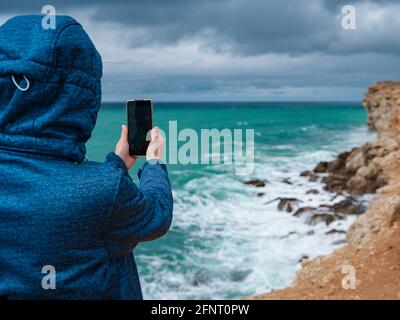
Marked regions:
[1,0,399,55]
[1,0,399,101]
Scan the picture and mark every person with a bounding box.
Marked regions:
[0,15,173,299]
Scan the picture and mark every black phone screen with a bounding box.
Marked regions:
[127,100,153,156]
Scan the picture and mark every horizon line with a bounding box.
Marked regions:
[101,100,363,104]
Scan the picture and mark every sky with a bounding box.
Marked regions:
[0,0,399,101]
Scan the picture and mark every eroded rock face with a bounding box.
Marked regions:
[364,81,400,140]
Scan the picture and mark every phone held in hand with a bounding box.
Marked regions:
[126,100,153,156]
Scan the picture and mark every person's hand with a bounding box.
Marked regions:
[115,125,137,170]
[146,127,164,161]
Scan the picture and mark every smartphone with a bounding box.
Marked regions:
[126,99,153,156]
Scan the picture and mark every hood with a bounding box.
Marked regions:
[0,15,102,162]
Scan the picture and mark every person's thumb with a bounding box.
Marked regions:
[118,125,128,144]
[150,126,159,142]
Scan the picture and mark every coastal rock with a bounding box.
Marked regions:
[291,201,358,227]
[293,206,318,218]
[345,149,365,173]
[244,179,267,187]
[300,170,319,182]
[361,137,398,160]
[306,213,335,226]
[265,197,303,213]
[281,178,292,185]
[325,229,346,235]
[347,170,386,195]
[305,189,319,195]
[310,140,394,194]
[277,198,302,213]
[356,164,378,179]
[346,175,369,195]
[298,255,310,263]
[320,197,366,216]
[327,151,350,173]
[322,173,349,193]
[293,205,345,226]
[313,161,328,173]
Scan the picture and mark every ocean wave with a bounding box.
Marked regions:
[137,124,374,299]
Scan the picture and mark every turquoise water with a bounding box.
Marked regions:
[86,102,372,299]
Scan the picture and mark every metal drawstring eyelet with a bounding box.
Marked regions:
[11,74,30,92]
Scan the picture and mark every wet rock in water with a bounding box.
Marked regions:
[319,197,366,216]
[325,229,346,235]
[330,194,340,202]
[265,197,302,213]
[306,230,315,236]
[230,269,252,282]
[257,192,265,197]
[327,151,351,173]
[306,213,336,226]
[300,170,319,182]
[244,179,267,188]
[313,161,329,173]
[300,170,311,177]
[280,231,298,239]
[306,189,319,195]
[322,173,349,193]
[298,255,310,263]
[294,198,364,226]
[281,178,292,185]
[276,197,302,213]
[293,206,318,218]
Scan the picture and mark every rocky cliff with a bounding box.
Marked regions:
[252,82,400,300]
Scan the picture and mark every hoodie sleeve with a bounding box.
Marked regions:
[105,152,173,255]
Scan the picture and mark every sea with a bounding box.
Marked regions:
[86,102,375,299]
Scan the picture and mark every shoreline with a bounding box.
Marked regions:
[250,82,400,300]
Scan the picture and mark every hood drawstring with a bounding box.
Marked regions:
[11,74,30,92]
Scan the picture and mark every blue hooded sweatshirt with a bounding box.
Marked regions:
[0,15,173,299]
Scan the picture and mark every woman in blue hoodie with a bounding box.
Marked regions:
[0,15,173,299]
